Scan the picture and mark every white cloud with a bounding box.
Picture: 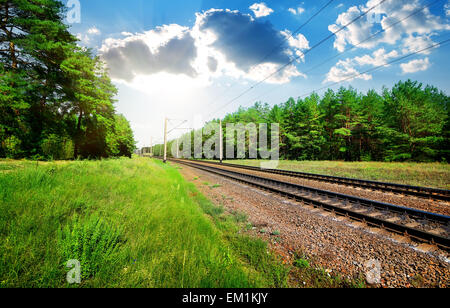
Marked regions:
[328,6,373,52]
[354,48,399,66]
[400,57,431,73]
[288,7,305,15]
[445,2,450,16]
[100,24,197,82]
[249,2,274,18]
[324,48,398,83]
[328,0,450,52]
[87,27,101,35]
[324,0,448,83]
[77,27,102,46]
[401,34,437,55]
[282,31,310,50]
[324,58,372,83]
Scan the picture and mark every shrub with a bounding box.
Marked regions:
[41,134,74,160]
[58,215,123,279]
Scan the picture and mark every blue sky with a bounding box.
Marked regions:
[66,0,450,148]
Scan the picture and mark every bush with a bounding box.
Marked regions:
[2,135,23,158]
[41,134,74,160]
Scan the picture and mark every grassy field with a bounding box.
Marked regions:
[212,160,450,189]
[0,157,365,288]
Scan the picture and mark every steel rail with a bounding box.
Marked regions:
[181,159,450,201]
[170,158,450,251]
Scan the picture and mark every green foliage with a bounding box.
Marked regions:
[41,134,74,160]
[58,215,123,279]
[0,0,135,160]
[294,258,310,269]
[175,81,448,163]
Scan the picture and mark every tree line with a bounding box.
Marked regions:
[155,80,449,163]
[0,0,135,160]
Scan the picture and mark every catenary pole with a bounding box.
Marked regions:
[219,120,223,163]
[163,118,168,163]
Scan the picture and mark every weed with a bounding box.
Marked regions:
[231,210,248,223]
[411,275,425,288]
[294,258,310,269]
[58,215,123,279]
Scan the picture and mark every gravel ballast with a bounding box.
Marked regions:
[191,161,450,216]
[177,163,450,288]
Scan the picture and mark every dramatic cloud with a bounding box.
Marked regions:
[100,25,197,81]
[249,3,274,18]
[197,10,290,71]
[288,7,305,15]
[400,57,431,74]
[100,9,309,85]
[207,56,218,72]
[194,9,308,83]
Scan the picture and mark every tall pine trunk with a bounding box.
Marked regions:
[74,110,83,158]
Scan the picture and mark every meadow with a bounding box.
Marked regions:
[212,160,450,189]
[0,158,285,287]
[0,157,368,288]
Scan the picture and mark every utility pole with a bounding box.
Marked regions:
[219,120,223,163]
[176,138,179,159]
[150,137,153,156]
[163,118,168,163]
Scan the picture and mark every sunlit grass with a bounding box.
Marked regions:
[0,157,288,288]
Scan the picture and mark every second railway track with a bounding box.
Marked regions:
[183,159,450,202]
[169,158,450,251]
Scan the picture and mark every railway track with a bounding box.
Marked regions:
[181,159,450,202]
[169,158,450,251]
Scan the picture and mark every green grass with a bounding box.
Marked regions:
[210,160,450,189]
[0,157,290,288]
[0,157,366,288]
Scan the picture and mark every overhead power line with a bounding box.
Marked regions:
[302,0,443,75]
[298,37,450,99]
[258,0,336,65]
[239,0,443,109]
[167,0,337,135]
[204,0,388,120]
